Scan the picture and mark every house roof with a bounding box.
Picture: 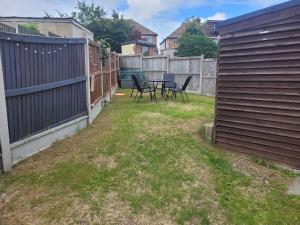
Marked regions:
[121,40,156,47]
[0,16,94,35]
[218,0,300,27]
[160,20,221,44]
[126,19,157,36]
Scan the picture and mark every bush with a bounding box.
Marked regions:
[176,34,218,58]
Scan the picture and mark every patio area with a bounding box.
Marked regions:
[0,90,299,225]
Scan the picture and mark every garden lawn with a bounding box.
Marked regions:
[0,89,299,225]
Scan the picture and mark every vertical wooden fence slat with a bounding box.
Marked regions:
[0,52,12,172]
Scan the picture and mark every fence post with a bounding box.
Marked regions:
[85,39,92,124]
[140,54,143,71]
[166,56,170,74]
[0,52,12,172]
[109,52,112,100]
[199,55,204,94]
[100,47,104,105]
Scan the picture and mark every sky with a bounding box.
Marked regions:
[0,0,288,43]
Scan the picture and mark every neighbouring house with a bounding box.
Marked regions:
[121,40,156,56]
[160,20,221,57]
[0,17,94,40]
[121,19,158,56]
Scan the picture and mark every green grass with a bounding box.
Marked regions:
[0,89,299,225]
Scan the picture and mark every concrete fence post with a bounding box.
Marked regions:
[100,48,104,105]
[85,39,92,124]
[199,55,204,94]
[109,52,112,100]
[0,52,12,172]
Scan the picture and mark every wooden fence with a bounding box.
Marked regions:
[89,41,102,106]
[102,52,119,95]
[0,32,119,172]
[119,54,217,95]
[0,32,87,143]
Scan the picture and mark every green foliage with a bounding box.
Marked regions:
[177,34,218,58]
[71,1,132,53]
[71,0,106,25]
[184,17,204,36]
[22,23,40,33]
[97,38,111,61]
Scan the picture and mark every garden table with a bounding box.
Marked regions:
[148,79,172,99]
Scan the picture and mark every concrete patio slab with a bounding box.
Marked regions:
[288,177,300,196]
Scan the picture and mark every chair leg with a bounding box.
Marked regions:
[150,92,153,102]
[180,91,185,103]
[184,91,189,102]
[130,84,136,98]
[133,91,138,102]
[137,92,142,103]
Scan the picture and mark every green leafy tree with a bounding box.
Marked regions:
[184,17,204,35]
[176,17,218,58]
[71,0,106,25]
[71,1,132,53]
[177,34,218,58]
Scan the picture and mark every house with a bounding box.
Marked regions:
[0,17,94,40]
[121,19,158,56]
[160,20,221,57]
[121,40,156,56]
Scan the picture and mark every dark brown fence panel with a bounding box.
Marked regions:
[111,52,118,87]
[215,16,300,169]
[0,32,87,143]
[103,62,111,96]
[89,41,102,106]
[0,23,16,33]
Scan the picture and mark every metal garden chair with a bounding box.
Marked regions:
[131,75,156,103]
[170,75,193,102]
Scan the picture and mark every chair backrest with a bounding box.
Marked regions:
[163,73,176,88]
[163,73,175,82]
[181,76,193,91]
[131,75,143,92]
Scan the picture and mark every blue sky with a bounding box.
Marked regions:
[0,0,287,43]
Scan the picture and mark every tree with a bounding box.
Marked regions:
[176,17,218,58]
[176,34,218,58]
[184,17,204,35]
[71,1,132,53]
[71,1,106,25]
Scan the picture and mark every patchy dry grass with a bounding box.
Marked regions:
[0,89,299,225]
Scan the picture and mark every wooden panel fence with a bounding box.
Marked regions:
[215,6,300,168]
[0,32,87,143]
[119,55,216,95]
[89,41,102,106]
[102,51,119,95]
[0,32,119,172]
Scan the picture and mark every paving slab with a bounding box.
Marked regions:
[288,177,300,195]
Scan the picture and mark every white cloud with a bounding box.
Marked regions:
[207,12,227,21]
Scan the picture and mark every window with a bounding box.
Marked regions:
[141,45,149,56]
[142,35,153,43]
[213,23,217,30]
[173,39,177,44]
